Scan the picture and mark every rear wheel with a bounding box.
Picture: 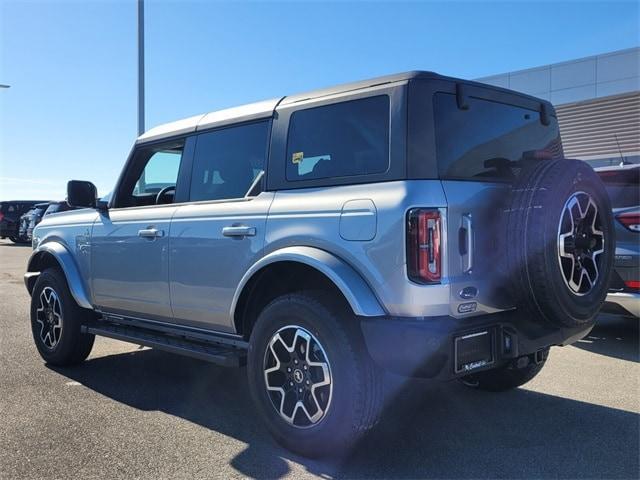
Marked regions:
[461,349,549,392]
[30,268,95,366]
[247,291,383,457]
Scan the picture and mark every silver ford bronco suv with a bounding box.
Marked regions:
[25,72,614,457]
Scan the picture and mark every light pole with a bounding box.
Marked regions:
[137,0,145,136]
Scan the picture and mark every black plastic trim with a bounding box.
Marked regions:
[360,311,593,379]
[96,312,248,349]
[85,321,246,367]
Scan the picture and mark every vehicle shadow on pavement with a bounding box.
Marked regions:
[0,242,30,248]
[49,347,639,479]
[572,314,639,362]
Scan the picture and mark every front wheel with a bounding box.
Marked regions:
[247,291,383,457]
[30,268,95,366]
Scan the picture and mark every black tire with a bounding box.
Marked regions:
[505,159,615,328]
[9,236,28,244]
[247,291,383,457]
[461,349,549,392]
[30,268,95,366]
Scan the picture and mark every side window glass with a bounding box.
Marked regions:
[286,95,390,181]
[190,121,269,202]
[134,150,182,196]
[115,141,184,208]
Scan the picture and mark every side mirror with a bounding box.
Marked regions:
[67,180,98,209]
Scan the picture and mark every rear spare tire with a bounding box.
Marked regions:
[505,159,614,328]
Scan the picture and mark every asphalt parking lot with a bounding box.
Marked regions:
[0,239,638,479]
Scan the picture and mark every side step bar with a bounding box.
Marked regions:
[83,320,247,367]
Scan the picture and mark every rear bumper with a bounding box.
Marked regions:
[360,311,594,379]
[603,292,640,318]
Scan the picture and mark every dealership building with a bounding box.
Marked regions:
[476,47,640,166]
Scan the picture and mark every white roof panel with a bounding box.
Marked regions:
[136,98,282,144]
[136,113,205,144]
[197,98,281,131]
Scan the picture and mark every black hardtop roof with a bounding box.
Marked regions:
[281,70,554,107]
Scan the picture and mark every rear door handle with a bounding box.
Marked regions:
[222,225,256,238]
[138,228,164,239]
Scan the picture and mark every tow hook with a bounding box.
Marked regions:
[534,349,548,365]
[513,349,548,369]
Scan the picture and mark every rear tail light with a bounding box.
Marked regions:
[0,212,4,222]
[616,212,640,232]
[407,209,441,284]
[624,280,640,292]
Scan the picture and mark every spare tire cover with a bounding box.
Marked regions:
[504,159,615,327]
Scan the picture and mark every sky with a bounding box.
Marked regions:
[0,0,639,200]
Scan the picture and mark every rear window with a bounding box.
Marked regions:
[286,96,390,181]
[597,167,640,208]
[434,93,563,181]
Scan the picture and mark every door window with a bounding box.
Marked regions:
[115,141,184,208]
[189,121,269,202]
[134,150,182,196]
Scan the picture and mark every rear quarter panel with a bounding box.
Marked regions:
[265,180,451,317]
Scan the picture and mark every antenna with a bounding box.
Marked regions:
[614,133,626,166]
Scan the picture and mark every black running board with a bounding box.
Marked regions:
[83,321,247,367]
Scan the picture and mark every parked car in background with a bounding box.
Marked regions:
[597,164,639,318]
[18,211,32,242]
[0,200,49,243]
[19,203,50,243]
[43,201,74,217]
[16,201,77,243]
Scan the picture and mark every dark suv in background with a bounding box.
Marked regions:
[0,200,50,243]
[43,201,75,217]
[597,164,640,317]
[18,201,75,243]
